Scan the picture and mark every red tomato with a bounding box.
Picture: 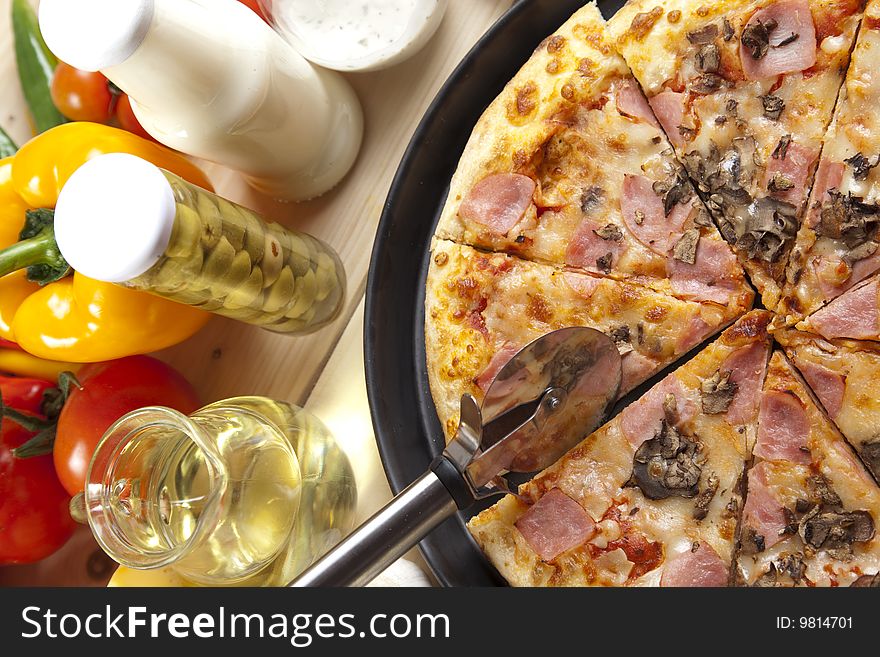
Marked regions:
[53,356,201,497]
[0,375,53,415]
[0,419,76,564]
[114,94,155,142]
[50,62,115,123]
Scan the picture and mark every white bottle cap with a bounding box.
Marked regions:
[54,153,177,283]
[39,0,155,72]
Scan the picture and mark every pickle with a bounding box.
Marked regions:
[263,266,295,313]
[241,210,265,264]
[212,249,253,299]
[134,171,345,335]
[286,234,312,278]
[202,236,236,283]
[313,258,337,303]
[196,192,223,249]
[285,268,317,318]
[216,198,246,251]
[261,232,284,288]
[224,266,263,308]
[166,205,201,258]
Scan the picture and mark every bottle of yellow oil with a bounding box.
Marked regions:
[73,396,356,586]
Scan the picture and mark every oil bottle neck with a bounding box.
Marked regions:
[79,407,224,571]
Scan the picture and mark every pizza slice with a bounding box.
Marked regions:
[433,3,747,307]
[426,239,754,440]
[737,350,880,586]
[795,271,880,339]
[467,311,772,586]
[778,0,880,325]
[607,0,863,309]
[776,327,880,480]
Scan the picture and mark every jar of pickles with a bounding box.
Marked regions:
[53,153,346,334]
[71,396,357,586]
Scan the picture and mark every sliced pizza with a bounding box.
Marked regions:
[607,0,863,309]
[467,311,772,586]
[737,350,880,586]
[433,3,747,306]
[776,328,880,480]
[779,0,880,324]
[426,239,754,440]
[796,272,880,339]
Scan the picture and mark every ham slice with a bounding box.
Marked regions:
[793,358,845,418]
[460,173,535,235]
[808,278,880,340]
[621,174,691,255]
[668,238,740,305]
[566,215,628,271]
[620,350,660,393]
[563,271,601,299]
[740,0,817,80]
[515,488,596,561]
[763,141,818,208]
[648,90,686,147]
[660,542,729,587]
[742,461,788,549]
[676,316,712,354]
[723,343,769,425]
[814,252,880,301]
[615,79,660,128]
[754,390,811,464]
[806,159,845,228]
[620,375,696,447]
[474,342,520,393]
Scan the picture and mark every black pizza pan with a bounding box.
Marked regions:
[364,0,628,586]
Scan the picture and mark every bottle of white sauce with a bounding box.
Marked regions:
[39,0,363,202]
[262,0,448,72]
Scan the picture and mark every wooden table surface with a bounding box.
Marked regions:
[0,0,513,586]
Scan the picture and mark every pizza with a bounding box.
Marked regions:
[467,312,772,586]
[737,350,880,586]
[795,272,880,339]
[422,0,880,587]
[776,328,880,479]
[607,0,862,309]
[433,3,748,306]
[778,0,880,324]
[426,239,753,439]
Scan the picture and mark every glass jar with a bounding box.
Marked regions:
[72,396,357,586]
[54,153,347,335]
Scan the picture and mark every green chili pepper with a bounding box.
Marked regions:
[0,126,17,158]
[11,0,67,134]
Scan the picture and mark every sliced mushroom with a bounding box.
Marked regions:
[844,152,879,181]
[851,573,880,587]
[741,18,778,60]
[594,223,623,241]
[696,43,721,73]
[687,23,719,44]
[860,441,880,480]
[625,406,703,501]
[673,229,701,264]
[760,94,785,120]
[693,472,719,520]
[701,369,738,414]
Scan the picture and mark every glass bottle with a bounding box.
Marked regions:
[39,0,363,201]
[71,396,357,586]
[54,153,346,335]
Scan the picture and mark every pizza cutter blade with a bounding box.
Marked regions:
[290,327,621,587]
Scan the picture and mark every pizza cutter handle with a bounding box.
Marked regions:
[289,458,469,587]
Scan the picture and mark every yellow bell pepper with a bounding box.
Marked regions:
[0,123,212,363]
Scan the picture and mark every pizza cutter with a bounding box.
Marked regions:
[290,327,622,587]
